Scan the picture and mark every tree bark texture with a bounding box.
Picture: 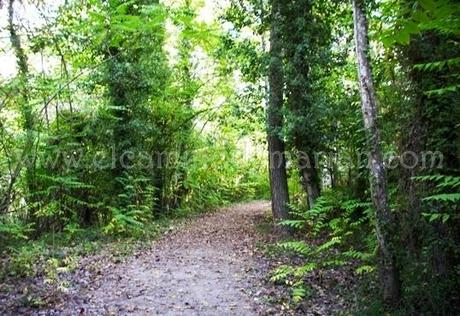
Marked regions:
[352,0,401,306]
[298,150,320,209]
[267,0,290,222]
[5,0,37,219]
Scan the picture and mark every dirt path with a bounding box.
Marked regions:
[60,201,272,315]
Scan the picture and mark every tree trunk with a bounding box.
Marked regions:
[400,29,460,278]
[298,150,320,209]
[267,0,290,222]
[398,77,424,258]
[302,166,320,209]
[7,0,37,221]
[352,0,401,306]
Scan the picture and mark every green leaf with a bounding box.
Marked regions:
[394,30,411,45]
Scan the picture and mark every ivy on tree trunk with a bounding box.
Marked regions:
[352,0,401,306]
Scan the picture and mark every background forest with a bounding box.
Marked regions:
[0,0,459,314]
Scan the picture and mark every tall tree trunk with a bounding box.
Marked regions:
[352,0,401,306]
[7,0,37,221]
[267,0,290,222]
[280,0,322,209]
[398,51,425,258]
[401,30,458,279]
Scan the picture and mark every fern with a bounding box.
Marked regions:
[103,174,154,236]
[423,193,460,203]
[414,175,460,224]
[293,263,317,277]
[422,212,451,224]
[356,264,375,275]
[315,236,342,253]
[271,189,377,303]
[270,265,294,283]
[0,223,33,241]
[413,175,460,190]
[343,248,373,261]
[103,207,144,235]
[277,241,311,256]
[279,219,306,230]
[414,57,460,72]
[292,285,309,302]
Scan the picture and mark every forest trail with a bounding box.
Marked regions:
[63,201,272,315]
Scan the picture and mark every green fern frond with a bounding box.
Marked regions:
[423,193,460,203]
[279,219,306,229]
[277,241,311,255]
[270,265,293,283]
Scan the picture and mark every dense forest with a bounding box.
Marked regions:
[0,0,459,314]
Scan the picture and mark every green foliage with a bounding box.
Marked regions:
[0,0,269,283]
[103,175,154,236]
[277,241,311,256]
[103,206,144,236]
[414,175,460,224]
[6,243,46,278]
[273,190,376,302]
[381,0,460,46]
[1,0,458,314]
[270,262,314,302]
[0,223,33,243]
[283,190,373,238]
[179,134,269,213]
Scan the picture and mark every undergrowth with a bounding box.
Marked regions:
[270,189,375,307]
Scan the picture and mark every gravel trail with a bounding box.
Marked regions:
[63,201,271,315]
